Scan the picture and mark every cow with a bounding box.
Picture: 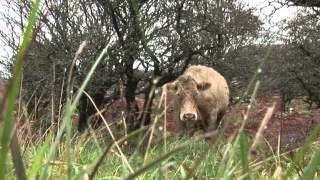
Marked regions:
[163,65,229,137]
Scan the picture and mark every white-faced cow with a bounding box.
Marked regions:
[163,65,229,136]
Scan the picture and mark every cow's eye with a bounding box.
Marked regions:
[197,82,211,91]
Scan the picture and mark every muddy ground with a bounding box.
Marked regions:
[165,95,320,152]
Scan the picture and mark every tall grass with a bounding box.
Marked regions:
[0,0,40,179]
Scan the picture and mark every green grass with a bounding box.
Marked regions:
[4,133,319,179]
[6,136,235,179]
[0,0,40,179]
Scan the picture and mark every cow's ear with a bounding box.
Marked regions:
[165,82,178,92]
[197,82,211,91]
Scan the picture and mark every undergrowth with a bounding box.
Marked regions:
[5,133,320,179]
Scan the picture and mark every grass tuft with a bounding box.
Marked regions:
[0,0,40,178]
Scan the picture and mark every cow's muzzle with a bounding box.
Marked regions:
[181,113,197,121]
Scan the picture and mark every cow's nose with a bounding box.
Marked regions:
[182,113,196,121]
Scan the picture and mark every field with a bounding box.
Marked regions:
[7,133,319,179]
[3,93,320,179]
[1,1,320,179]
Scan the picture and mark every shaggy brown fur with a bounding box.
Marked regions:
[163,65,229,135]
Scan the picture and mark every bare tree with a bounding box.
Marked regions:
[288,0,320,7]
[283,10,320,106]
[0,0,262,131]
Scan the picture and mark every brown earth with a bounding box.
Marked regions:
[12,85,320,151]
[164,95,320,152]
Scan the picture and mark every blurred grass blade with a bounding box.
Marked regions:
[0,0,40,178]
[39,41,110,179]
[249,104,275,160]
[10,131,26,180]
[88,142,114,180]
[300,149,320,180]
[124,144,186,180]
[73,127,148,180]
[221,81,260,178]
[87,127,147,179]
[27,134,51,179]
[66,107,72,180]
[239,132,250,180]
[283,120,320,178]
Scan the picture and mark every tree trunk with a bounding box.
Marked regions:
[125,78,140,131]
[78,95,88,131]
[139,84,155,127]
[78,92,105,131]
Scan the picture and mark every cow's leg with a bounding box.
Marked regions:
[208,110,218,131]
[205,109,219,139]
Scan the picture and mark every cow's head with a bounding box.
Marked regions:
[166,75,211,121]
